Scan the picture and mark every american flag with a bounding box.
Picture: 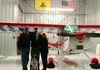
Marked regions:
[62,0,76,8]
[62,0,68,6]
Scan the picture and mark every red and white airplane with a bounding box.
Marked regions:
[0,22,100,48]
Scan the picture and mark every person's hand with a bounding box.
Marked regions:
[17,49,21,55]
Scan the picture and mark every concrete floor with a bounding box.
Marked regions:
[0,49,98,70]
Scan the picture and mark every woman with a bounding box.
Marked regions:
[40,32,48,70]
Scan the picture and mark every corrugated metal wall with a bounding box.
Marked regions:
[21,0,86,24]
[85,0,100,54]
[0,0,19,56]
[0,0,86,24]
[0,32,17,56]
[85,0,100,24]
[24,14,77,25]
[0,0,19,22]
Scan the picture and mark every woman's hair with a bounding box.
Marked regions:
[41,32,47,38]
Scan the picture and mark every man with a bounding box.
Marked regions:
[17,27,31,70]
[30,27,41,70]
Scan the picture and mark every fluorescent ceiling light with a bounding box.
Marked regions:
[45,8,74,11]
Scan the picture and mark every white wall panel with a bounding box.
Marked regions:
[85,0,100,24]
[74,0,86,24]
[85,0,100,54]
[0,36,1,53]
[0,0,19,22]
[0,0,3,21]
[0,32,17,56]
[24,13,85,25]
[96,0,100,24]
[18,8,23,22]
[23,14,78,25]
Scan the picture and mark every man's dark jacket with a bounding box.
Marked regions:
[30,32,41,49]
[17,32,31,49]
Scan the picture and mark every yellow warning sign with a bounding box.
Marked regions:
[35,0,51,10]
